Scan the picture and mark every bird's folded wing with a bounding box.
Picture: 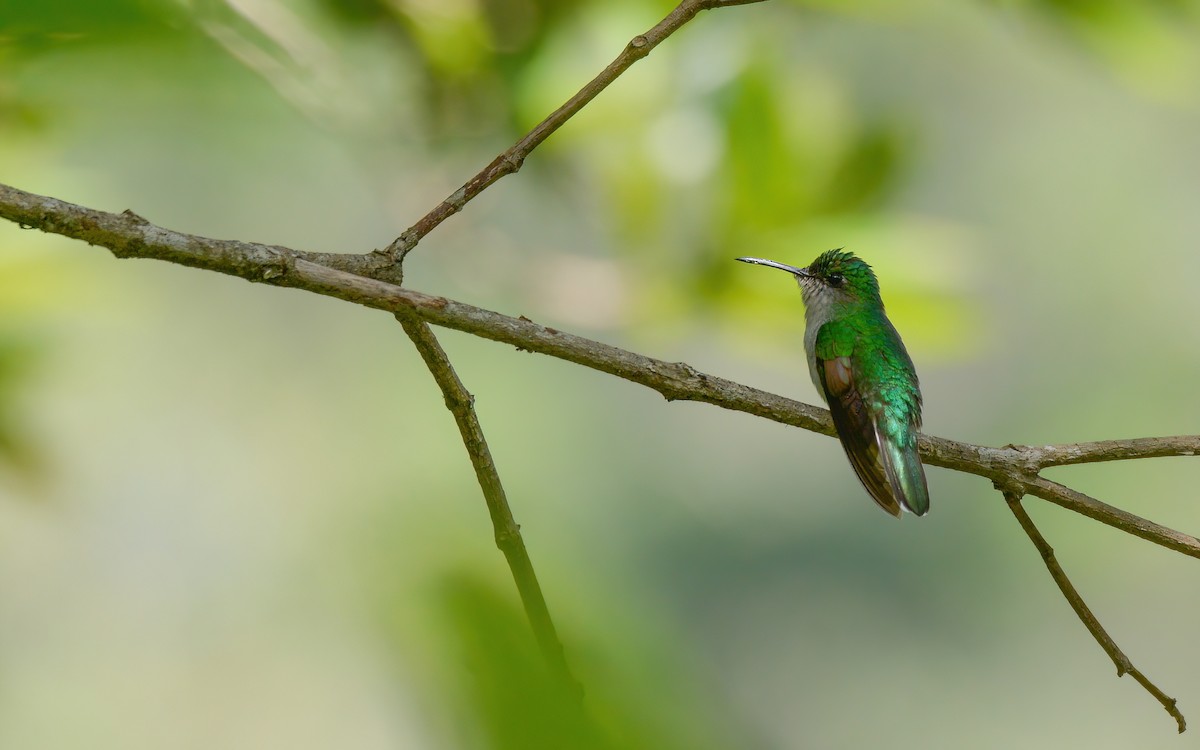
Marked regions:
[817,352,902,517]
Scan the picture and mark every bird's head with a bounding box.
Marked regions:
[737,249,881,309]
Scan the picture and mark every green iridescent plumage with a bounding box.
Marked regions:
[737,249,930,517]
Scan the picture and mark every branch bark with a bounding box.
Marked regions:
[1003,491,1185,733]
[3,184,1198,729]
[11,181,1195,729]
[2,182,1198,561]
[398,317,579,693]
[376,0,772,278]
[1015,437,1200,468]
[9,0,1191,734]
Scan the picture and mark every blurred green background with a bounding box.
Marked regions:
[3,0,1200,747]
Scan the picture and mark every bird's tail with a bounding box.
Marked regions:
[881,437,930,516]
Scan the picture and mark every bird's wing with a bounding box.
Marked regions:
[814,321,902,517]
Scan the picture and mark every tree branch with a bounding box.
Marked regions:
[1015,436,1200,469]
[3,182,1198,731]
[397,316,579,693]
[373,0,771,278]
[1003,490,1186,733]
[1020,475,1200,558]
[2,182,1197,558]
[10,0,1190,734]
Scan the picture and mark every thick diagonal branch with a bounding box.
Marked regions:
[1003,490,1186,733]
[2,182,1198,564]
[398,316,578,692]
[4,183,1199,732]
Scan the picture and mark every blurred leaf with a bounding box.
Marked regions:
[817,121,912,214]
[481,0,589,56]
[1031,0,1191,22]
[185,0,602,143]
[719,62,808,231]
[317,0,398,27]
[0,0,178,50]
[1002,0,1200,100]
[0,72,47,134]
[435,571,737,750]
[439,573,609,750]
[0,334,41,479]
[481,0,591,134]
[393,0,492,82]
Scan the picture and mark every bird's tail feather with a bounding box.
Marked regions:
[881,438,930,516]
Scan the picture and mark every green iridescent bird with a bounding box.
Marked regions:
[737,249,930,517]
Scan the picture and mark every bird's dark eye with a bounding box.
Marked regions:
[828,272,845,286]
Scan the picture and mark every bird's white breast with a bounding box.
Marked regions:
[799,282,839,398]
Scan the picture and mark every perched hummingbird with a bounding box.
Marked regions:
[737,249,929,517]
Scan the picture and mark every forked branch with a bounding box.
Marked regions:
[2,0,1197,733]
[2,181,1196,731]
[6,181,1193,729]
[379,0,772,274]
[384,0,769,693]
[2,178,1198,561]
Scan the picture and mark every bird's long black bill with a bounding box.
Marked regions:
[736,257,810,276]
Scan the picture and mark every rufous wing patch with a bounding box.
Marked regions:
[818,353,901,517]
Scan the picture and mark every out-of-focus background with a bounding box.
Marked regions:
[2,0,1200,747]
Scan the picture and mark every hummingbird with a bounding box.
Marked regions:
[737,249,929,517]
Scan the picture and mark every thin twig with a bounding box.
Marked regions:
[1018,436,1200,469]
[1021,475,1200,559]
[397,315,579,693]
[1002,490,1186,733]
[378,0,771,272]
[1,181,1198,560]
